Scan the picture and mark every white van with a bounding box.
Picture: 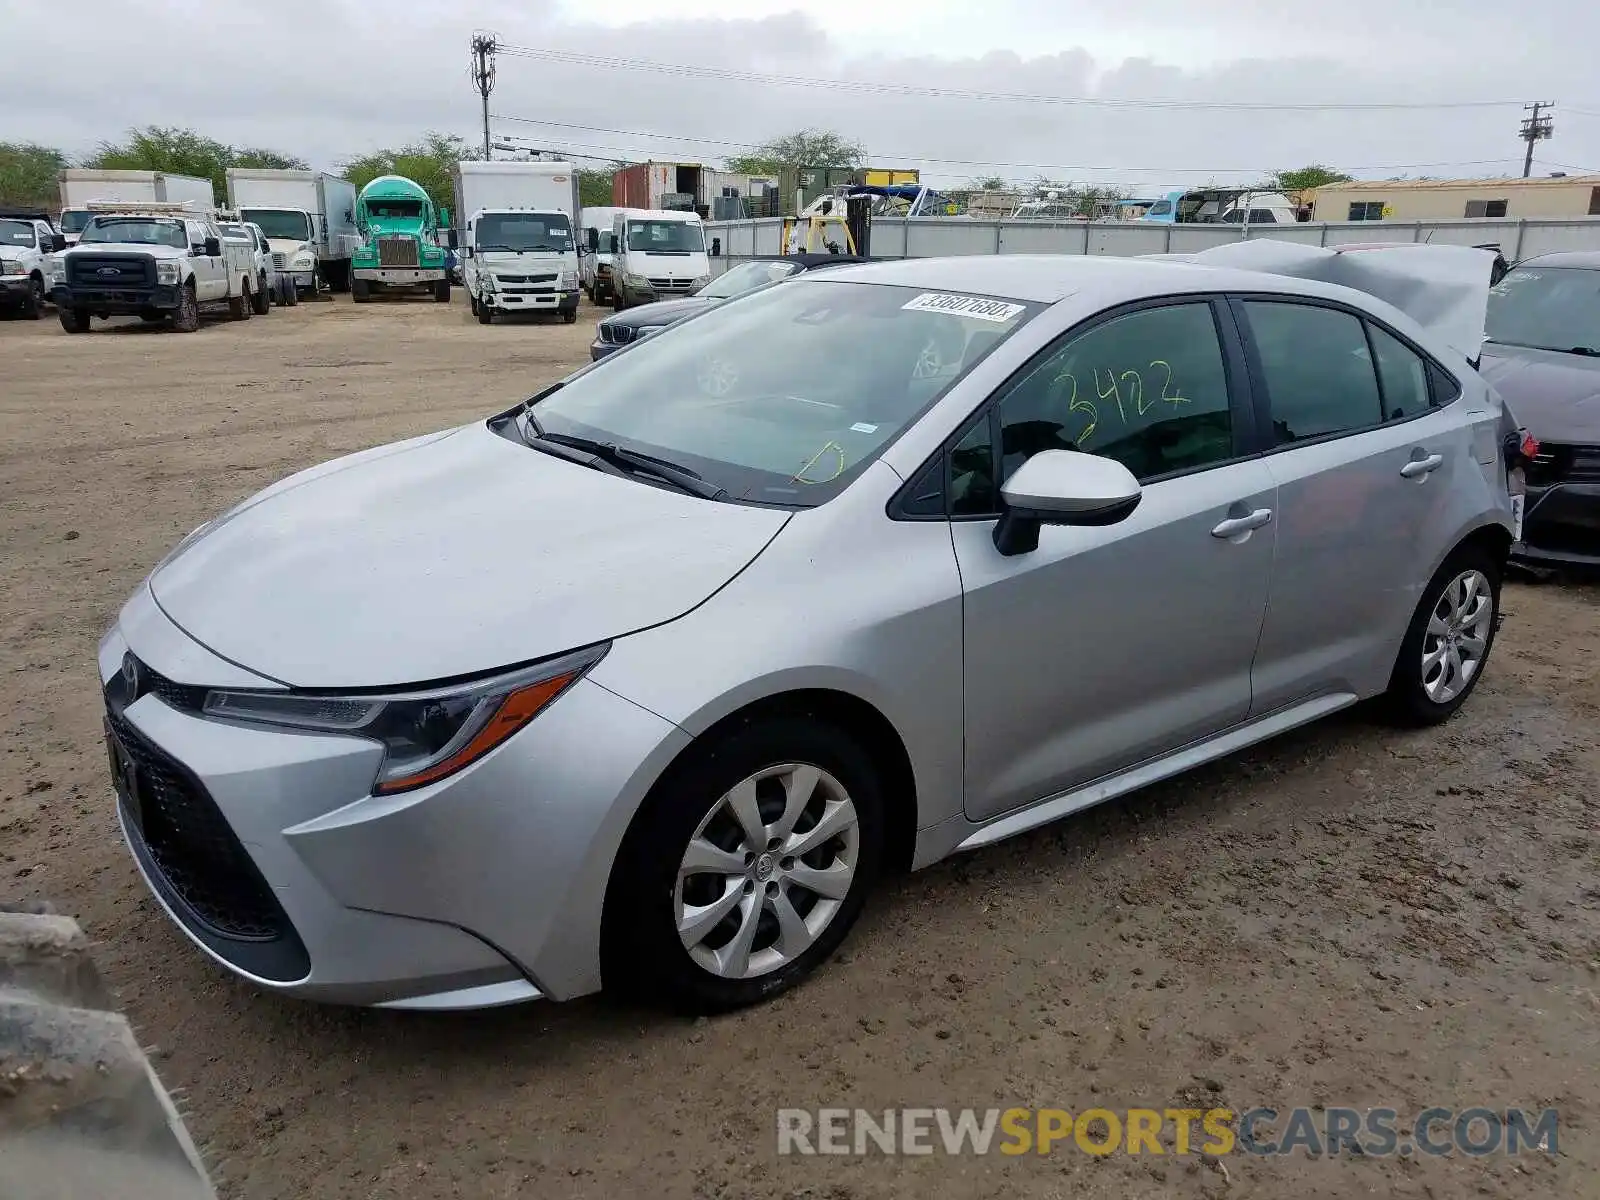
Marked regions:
[579,205,622,303]
[609,208,710,310]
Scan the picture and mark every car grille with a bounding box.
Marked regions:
[105,702,288,942]
[271,252,287,269]
[377,236,418,268]
[646,277,695,292]
[67,253,155,288]
[1527,443,1600,487]
[495,273,557,285]
[599,324,635,345]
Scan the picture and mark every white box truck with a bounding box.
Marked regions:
[578,205,622,303]
[225,168,359,296]
[452,160,581,324]
[57,169,215,245]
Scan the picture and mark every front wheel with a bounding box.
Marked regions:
[22,274,44,319]
[252,274,271,314]
[603,716,884,1014]
[351,278,371,303]
[1382,544,1502,726]
[434,279,451,303]
[476,298,492,325]
[172,284,200,332]
[562,309,577,325]
[59,306,91,334]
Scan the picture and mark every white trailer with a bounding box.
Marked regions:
[224,169,359,295]
[452,160,582,324]
[57,170,214,245]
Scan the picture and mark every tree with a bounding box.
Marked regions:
[85,126,308,205]
[1262,165,1353,198]
[0,142,67,209]
[725,129,865,175]
[341,132,481,218]
[578,162,626,209]
[971,175,1007,191]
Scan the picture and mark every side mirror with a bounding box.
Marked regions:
[462,246,473,259]
[203,237,221,256]
[49,234,66,252]
[992,450,1142,556]
[711,237,722,256]
[447,228,458,250]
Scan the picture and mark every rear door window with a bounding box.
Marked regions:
[1240,301,1383,445]
[1367,324,1433,421]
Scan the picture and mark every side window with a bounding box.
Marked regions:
[949,418,997,516]
[1367,324,1432,421]
[1242,301,1382,445]
[994,302,1235,487]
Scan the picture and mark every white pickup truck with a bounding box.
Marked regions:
[0,210,58,319]
[47,204,257,333]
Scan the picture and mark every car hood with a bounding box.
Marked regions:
[1479,344,1600,444]
[149,422,790,689]
[603,297,717,328]
[64,242,185,259]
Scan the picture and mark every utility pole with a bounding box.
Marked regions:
[1519,102,1554,178]
[469,32,498,160]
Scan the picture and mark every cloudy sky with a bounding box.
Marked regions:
[6,0,1600,189]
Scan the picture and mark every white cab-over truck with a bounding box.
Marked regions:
[0,208,60,318]
[452,160,581,325]
[48,202,258,333]
[57,169,214,246]
[225,168,359,296]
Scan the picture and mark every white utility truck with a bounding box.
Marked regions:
[48,201,257,333]
[452,160,581,325]
[225,168,359,296]
[57,169,214,246]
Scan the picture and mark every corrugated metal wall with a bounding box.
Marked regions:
[700,215,1600,274]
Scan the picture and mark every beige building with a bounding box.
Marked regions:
[1309,175,1600,223]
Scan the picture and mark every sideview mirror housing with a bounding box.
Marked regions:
[49,233,67,252]
[202,237,221,257]
[993,450,1142,556]
[447,228,458,250]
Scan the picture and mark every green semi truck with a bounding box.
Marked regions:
[349,174,452,303]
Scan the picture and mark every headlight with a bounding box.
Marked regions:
[625,272,649,287]
[691,274,711,289]
[49,262,65,282]
[0,261,23,277]
[156,261,181,284]
[291,252,315,268]
[201,645,607,795]
[481,273,498,292]
[559,270,578,289]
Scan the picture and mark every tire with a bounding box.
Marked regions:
[22,273,44,319]
[476,298,492,325]
[434,279,451,303]
[172,284,200,332]
[562,309,577,324]
[229,282,250,321]
[252,274,271,314]
[351,278,370,303]
[1381,543,1502,726]
[285,281,299,307]
[603,715,885,1014]
[59,306,90,334]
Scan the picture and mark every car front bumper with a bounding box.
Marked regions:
[1,274,35,301]
[481,288,579,314]
[1511,481,1600,572]
[100,586,691,1007]
[51,282,178,314]
[353,267,446,285]
[590,336,623,360]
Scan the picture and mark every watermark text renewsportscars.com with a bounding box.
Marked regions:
[776,1106,1559,1158]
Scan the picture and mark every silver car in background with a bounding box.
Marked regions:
[99,249,1516,1014]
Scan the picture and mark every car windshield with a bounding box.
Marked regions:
[1486,265,1600,353]
[240,208,311,240]
[528,279,1037,507]
[698,260,802,299]
[78,218,188,248]
[593,230,617,254]
[0,219,35,247]
[627,220,704,255]
[475,212,572,252]
[369,199,423,220]
[58,209,92,234]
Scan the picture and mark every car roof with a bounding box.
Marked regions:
[804,253,1360,305]
[1512,250,1600,270]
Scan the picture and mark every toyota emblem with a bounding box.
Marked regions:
[121,653,141,698]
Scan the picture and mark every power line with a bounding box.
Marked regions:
[494,43,1530,112]
[490,112,1523,178]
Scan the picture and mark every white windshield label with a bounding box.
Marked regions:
[901,293,1024,322]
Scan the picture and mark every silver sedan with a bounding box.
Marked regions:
[99,252,1517,1013]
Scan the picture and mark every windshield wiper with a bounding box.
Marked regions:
[539,432,727,500]
[1562,346,1600,357]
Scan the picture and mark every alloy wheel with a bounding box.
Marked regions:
[1421,568,1493,704]
[674,763,860,980]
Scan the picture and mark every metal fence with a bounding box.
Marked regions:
[702,215,1600,274]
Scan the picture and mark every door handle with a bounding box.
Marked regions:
[1401,453,1444,478]
[1211,508,1273,538]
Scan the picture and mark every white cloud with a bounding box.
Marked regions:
[3,0,1597,188]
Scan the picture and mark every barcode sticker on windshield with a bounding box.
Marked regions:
[901,293,1024,323]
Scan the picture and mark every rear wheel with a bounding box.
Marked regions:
[229,282,250,321]
[603,715,884,1013]
[59,306,90,334]
[1382,543,1502,726]
[252,274,271,314]
[171,284,199,332]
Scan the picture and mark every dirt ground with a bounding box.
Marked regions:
[2,293,1598,1200]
